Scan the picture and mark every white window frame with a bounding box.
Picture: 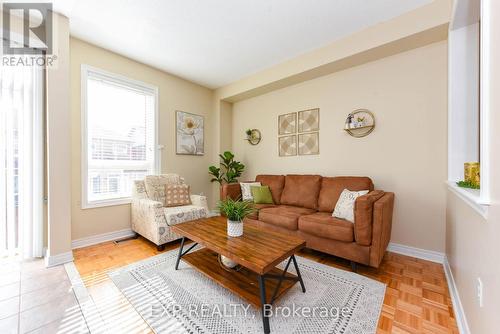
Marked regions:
[81,65,160,209]
[447,0,490,218]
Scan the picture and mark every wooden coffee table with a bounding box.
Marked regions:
[171,216,307,334]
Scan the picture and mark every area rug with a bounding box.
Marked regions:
[109,247,385,334]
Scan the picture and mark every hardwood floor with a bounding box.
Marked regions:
[73,236,459,334]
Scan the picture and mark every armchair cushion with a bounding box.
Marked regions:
[163,205,207,226]
[144,174,183,204]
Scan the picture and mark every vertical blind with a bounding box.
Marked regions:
[0,65,44,258]
[84,69,157,206]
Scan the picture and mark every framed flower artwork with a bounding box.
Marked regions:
[176,111,204,155]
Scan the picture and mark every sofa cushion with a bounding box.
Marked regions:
[259,205,316,230]
[298,212,354,242]
[255,175,285,204]
[318,177,374,212]
[280,175,322,209]
[247,203,276,220]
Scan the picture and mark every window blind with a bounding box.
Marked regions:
[84,68,157,205]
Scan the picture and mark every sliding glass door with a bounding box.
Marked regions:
[0,65,44,258]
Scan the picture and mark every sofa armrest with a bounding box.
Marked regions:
[369,192,395,267]
[190,194,209,211]
[354,190,385,246]
[221,183,242,201]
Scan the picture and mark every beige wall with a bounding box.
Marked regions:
[231,41,448,252]
[46,14,72,258]
[70,38,213,241]
[445,193,500,333]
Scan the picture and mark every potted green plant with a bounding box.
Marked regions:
[208,151,245,184]
[216,198,254,237]
[209,151,245,198]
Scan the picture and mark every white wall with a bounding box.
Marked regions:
[232,41,448,252]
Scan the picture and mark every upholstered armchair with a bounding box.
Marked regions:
[131,174,209,250]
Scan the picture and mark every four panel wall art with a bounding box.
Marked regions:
[278,108,319,156]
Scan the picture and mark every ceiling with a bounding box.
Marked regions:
[52,0,432,88]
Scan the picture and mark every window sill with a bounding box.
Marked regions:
[82,198,131,209]
[446,181,488,218]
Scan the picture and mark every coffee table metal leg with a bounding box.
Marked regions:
[291,255,306,293]
[175,238,199,270]
[258,275,271,334]
[175,237,185,270]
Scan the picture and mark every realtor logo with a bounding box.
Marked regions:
[2,3,53,54]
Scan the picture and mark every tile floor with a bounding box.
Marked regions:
[0,257,89,334]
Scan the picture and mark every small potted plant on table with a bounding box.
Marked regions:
[216,198,254,237]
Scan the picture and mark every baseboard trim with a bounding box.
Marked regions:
[71,228,136,249]
[443,257,471,334]
[387,242,445,263]
[45,251,74,268]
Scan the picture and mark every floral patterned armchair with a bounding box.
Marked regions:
[131,174,208,250]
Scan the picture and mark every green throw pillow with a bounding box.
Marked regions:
[251,186,274,204]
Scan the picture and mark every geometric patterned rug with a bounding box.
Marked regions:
[109,247,385,334]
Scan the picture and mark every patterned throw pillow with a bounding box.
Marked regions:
[164,184,191,207]
[332,189,369,223]
[240,182,261,201]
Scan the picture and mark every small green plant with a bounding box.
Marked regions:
[208,151,245,184]
[456,180,480,189]
[216,198,254,222]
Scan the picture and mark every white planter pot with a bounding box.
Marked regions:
[227,219,243,237]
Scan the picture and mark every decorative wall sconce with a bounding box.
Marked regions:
[245,129,262,145]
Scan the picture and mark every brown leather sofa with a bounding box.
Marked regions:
[221,174,395,269]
